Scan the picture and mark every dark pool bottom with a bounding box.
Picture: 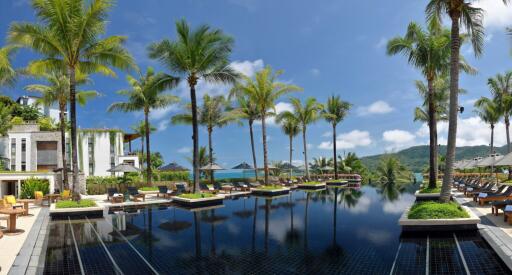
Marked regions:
[42,186,511,275]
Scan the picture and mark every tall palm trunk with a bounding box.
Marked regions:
[332,123,338,180]
[261,113,269,185]
[427,77,438,189]
[506,116,511,179]
[59,101,68,190]
[69,66,79,199]
[208,127,214,185]
[490,124,495,173]
[144,109,152,186]
[249,120,258,180]
[302,128,309,180]
[140,135,144,170]
[440,12,461,203]
[289,134,293,181]
[189,76,200,193]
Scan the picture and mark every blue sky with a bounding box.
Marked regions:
[1,0,512,168]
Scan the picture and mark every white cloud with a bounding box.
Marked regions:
[322,131,332,138]
[474,0,512,29]
[437,116,506,147]
[382,129,416,151]
[357,100,394,116]
[310,68,320,76]
[150,105,179,120]
[157,120,169,131]
[255,102,294,126]
[177,147,192,154]
[318,130,372,150]
[230,59,264,78]
[346,196,371,214]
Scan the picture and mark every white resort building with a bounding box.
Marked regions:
[0,96,140,198]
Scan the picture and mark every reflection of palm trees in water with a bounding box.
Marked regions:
[252,197,258,251]
[285,193,300,246]
[194,212,201,258]
[304,192,310,252]
[264,198,270,255]
[378,181,407,202]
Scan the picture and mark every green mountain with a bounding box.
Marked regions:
[360,144,508,173]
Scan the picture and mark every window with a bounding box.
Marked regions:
[88,137,94,175]
[37,141,58,171]
[10,138,16,171]
[21,138,26,171]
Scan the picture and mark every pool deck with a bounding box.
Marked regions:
[0,205,44,275]
[453,189,512,270]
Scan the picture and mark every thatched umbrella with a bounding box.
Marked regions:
[201,163,225,185]
[159,208,192,233]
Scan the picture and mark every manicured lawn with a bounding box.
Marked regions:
[419,187,442,193]
[139,186,159,191]
[301,181,323,185]
[256,185,286,190]
[408,201,469,219]
[178,193,215,199]
[56,199,97,209]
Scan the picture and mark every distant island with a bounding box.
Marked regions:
[360,144,507,173]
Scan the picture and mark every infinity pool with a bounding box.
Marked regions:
[42,185,510,274]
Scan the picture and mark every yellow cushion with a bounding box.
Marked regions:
[62,190,70,199]
[5,195,16,205]
[34,191,43,199]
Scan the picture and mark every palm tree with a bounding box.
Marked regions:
[278,115,300,181]
[488,72,512,178]
[0,46,16,89]
[376,156,411,184]
[474,97,501,157]
[322,95,351,179]
[310,156,333,175]
[186,146,213,179]
[25,72,99,188]
[108,67,179,185]
[279,97,323,179]
[230,66,301,184]
[130,121,157,170]
[148,19,239,193]
[8,0,135,197]
[426,0,509,202]
[387,20,452,189]
[228,94,261,179]
[172,94,234,184]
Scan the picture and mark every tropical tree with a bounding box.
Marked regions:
[322,95,351,179]
[487,72,512,178]
[376,156,412,184]
[426,0,509,202]
[148,19,239,193]
[228,94,261,179]
[25,72,99,188]
[474,97,501,157]
[130,121,157,169]
[310,157,333,175]
[387,19,460,189]
[230,67,301,184]
[108,67,179,185]
[277,115,300,181]
[172,94,234,184]
[0,46,17,89]
[0,103,12,136]
[8,0,135,197]
[186,146,213,179]
[279,97,323,179]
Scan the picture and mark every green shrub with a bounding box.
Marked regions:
[178,193,215,199]
[139,186,158,191]
[11,116,24,125]
[56,199,96,209]
[419,187,442,193]
[408,201,469,219]
[157,171,189,181]
[86,176,118,185]
[20,178,49,199]
[37,117,56,131]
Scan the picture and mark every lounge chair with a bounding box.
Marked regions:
[107,188,118,201]
[175,183,188,195]
[465,182,493,196]
[479,186,512,205]
[233,182,250,191]
[248,181,261,188]
[157,186,173,198]
[127,187,145,202]
[491,199,512,216]
[472,185,507,202]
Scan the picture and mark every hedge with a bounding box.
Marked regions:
[20,178,50,199]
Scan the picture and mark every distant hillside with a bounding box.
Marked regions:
[360,144,508,173]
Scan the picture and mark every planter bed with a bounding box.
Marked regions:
[399,203,480,232]
[297,182,326,190]
[49,203,104,220]
[171,194,224,208]
[414,190,452,201]
[251,187,290,196]
[138,189,159,195]
[326,180,348,186]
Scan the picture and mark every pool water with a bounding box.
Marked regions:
[42,185,511,274]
